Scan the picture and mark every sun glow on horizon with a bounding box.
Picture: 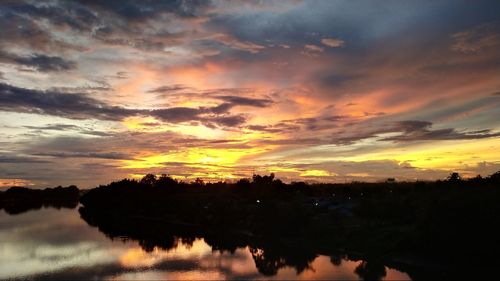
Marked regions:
[343,138,500,172]
[120,146,268,170]
[0,0,499,187]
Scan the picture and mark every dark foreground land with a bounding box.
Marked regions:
[0,185,79,214]
[2,172,500,280]
[77,172,500,280]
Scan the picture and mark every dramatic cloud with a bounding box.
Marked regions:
[218,95,271,106]
[382,121,500,142]
[31,152,130,160]
[0,83,136,121]
[0,83,254,128]
[1,0,499,186]
[150,107,205,123]
[331,120,500,145]
[81,0,210,20]
[147,85,190,93]
[13,54,75,72]
[23,124,113,137]
[0,154,49,164]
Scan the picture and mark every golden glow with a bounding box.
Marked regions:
[122,116,159,130]
[0,178,34,187]
[187,171,238,180]
[267,166,301,173]
[344,138,500,171]
[119,239,212,268]
[121,147,267,170]
[346,173,371,177]
[300,169,332,177]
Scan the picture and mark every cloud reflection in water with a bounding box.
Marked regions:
[0,208,410,280]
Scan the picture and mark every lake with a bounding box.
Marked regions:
[0,206,411,280]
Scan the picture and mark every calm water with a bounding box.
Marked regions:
[0,207,411,280]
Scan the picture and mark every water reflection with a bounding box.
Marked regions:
[0,208,410,280]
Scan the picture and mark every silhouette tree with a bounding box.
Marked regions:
[330,254,343,266]
[236,178,251,188]
[488,171,500,183]
[194,177,204,186]
[155,174,177,187]
[140,174,157,186]
[77,169,500,281]
[354,261,387,281]
[249,247,286,276]
[252,173,275,185]
[447,172,461,182]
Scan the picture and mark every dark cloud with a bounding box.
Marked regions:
[99,37,167,52]
[396,120,432,131]
[1,1,99,32]
[23,124,114,137]
[249,121,303,134]
[135,121,162,127]
[0,0,209,33]
[11,53,76,71]
[0,2,89,52]
[208,1,500,53]
[24,124,80,131]
[247,122,300,134]
[150,105,246,127]
[0,82,136,121]
[332,120,500,145]
[210,115,247,127]
[0,154,49,163]
[151,105,248,128]
[210,102,234,114]
[148,86,273,110]
[210,95,272,114]
[51,83,113,94]
[257,137,323,146]
[217,95,273,107]
[247,114,347,134]
[0,0,211,54]
[146,86,273,126]
[150,107,206,123]
[80,0,210,20]
[31,151,130,160]
[147,84,191,93]
[382,121,500,142]
[246,124,284,133]
[331,130,380,146]
[0,83,251,127]
[0,0,498,186]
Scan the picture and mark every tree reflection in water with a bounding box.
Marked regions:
[79,206,400,280]
[249,246,316,276]
[355,261,387,281]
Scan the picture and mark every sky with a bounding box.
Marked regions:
[0,0,499,188]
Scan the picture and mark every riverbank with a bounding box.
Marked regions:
[77,172,500,279]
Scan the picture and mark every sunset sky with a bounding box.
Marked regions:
[1,0,499,188]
